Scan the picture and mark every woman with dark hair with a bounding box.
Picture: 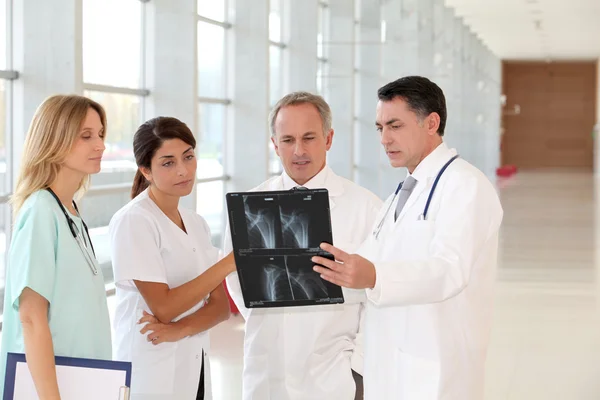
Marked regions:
[108,117,235,400]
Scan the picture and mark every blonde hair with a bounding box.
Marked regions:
[268,91,332,138]
[11,95,107,217]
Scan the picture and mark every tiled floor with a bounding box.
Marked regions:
[206,171,600,400]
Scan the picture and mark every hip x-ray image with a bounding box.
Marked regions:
[286,255,329,300]
[237,255,334,305]
[239,256,293,302]
[240,191,330,250]
[243,195,281,249]
[226,188,344,308]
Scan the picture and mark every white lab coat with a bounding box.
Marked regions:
[224,166,382,400]
[357,143,503,400]
[109,189,218,400]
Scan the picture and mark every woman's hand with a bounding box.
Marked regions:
[138,311,188,345]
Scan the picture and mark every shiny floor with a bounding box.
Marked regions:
[207,171,600,400]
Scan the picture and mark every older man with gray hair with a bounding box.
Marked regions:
[224,91,382,400]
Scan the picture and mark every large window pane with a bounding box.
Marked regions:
[198,22,226,98]
[81,193,131,285]
[83,0,142,88]
[269,0,283,42]
[196,180,224,247]
[198,0,226,22]
[0,79,7,195]
[317,4,326,59]
[269,45,283,106]
[269,145,282,175]
[0,202,8,303]
[197,104,225,179]
[85,91,141,185]
[317,60,329,95]
[0,0,6,70]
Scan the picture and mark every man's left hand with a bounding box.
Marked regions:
[312,243,376,289]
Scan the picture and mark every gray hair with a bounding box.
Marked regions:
[268,91,332,138]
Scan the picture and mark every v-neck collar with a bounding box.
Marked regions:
[143,188,189,236]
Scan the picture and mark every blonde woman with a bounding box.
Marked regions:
[0,95,112,399]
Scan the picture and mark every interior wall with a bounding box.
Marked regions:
[501,61,597,169]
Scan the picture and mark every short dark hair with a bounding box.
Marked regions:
[377,76,447,136]
[131,117,197,198]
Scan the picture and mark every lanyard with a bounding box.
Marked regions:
[372,155,459,239]
[46,188,98,275]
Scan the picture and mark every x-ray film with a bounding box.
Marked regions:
[226,188,344,308]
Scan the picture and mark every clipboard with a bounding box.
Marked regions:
[3,353,132,400]
[226,187,344,308]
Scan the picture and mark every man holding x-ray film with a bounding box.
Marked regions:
[224,91,382,400]
[313,76,503,400]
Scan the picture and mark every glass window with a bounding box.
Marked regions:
[318,3,330,58]
[0,202,8,303]
[82,0,143,88]
[269,45,283,106]
[0,0,6,70]
[317,60,329,96]
[84,91,142,182]
[198,22,226,99]
[0,79,8,195]
[196,180,224,247]
[317,5,324,59]
[80,192,131,231]
[269,0,283,42]
[269,144,282,175]
[197,103,225,179]
[198,0,226,22]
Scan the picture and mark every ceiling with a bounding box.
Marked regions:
[445,0,600,60]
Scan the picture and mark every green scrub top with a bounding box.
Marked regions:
[0,190,112,396]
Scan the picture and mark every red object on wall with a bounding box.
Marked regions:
[496,164,518,177]
[223,280,239,314]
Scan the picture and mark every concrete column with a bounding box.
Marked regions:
[452,17,466,160]
[13,0,84,174]
[144,0,198,209]
[379,0,408,194]
[434,5,456,146]
[326,0,355,180]
[228,0,270,191]
[287,0,318,93]
[417,0,435,78]
[354,0,383,195]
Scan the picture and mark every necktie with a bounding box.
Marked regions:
[394,176,418,221]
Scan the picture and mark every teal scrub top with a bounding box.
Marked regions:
[0,190,112,395]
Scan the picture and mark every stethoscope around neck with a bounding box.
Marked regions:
[46,188,98,275]
[373,154,459,239]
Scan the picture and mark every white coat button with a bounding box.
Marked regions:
[196,354,200,359]
[193,248,196,252]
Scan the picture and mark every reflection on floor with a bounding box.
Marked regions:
[197,171,600,399]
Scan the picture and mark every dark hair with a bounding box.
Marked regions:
[131,117,196,198]
[377,76,447,136]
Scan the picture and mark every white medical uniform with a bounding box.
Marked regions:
[109,188,219,400]
[357,142,503,400]
[224,166,382,400]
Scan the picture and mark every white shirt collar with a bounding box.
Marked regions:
[281,165,330,190]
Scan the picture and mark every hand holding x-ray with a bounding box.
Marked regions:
[312,243,376,290]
